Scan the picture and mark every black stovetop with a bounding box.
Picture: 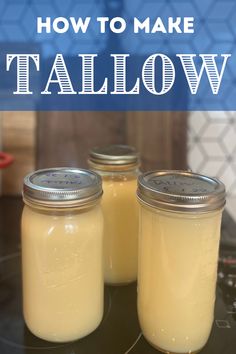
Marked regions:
[0,197,236,354]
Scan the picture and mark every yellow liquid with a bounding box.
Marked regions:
[138,205,223,354]
[21,204,104,342]
[102,175,138,284]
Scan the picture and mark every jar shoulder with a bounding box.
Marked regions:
[22,205,103,235]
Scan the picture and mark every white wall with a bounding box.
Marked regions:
[188,111,236,220]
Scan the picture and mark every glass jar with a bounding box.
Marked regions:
[137,170,226,354]
[88,145,140,285]
[22,168,104,343]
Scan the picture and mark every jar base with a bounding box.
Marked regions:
[145,339,203,354]
[24,313,103,343]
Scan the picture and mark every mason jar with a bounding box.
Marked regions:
[22,168,104,342]
[88,145,140,285]
[137,170,226,354]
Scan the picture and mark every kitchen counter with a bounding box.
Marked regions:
[0,197,236,354]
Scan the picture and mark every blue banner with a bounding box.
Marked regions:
[0,0,235,111]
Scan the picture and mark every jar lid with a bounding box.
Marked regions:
[23,168,103,208]
[89,145,139,166]
[137,170,226,213]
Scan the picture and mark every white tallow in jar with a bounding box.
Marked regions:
[137,170,226,354]
[21,168,104,343]
[88,144,140,285]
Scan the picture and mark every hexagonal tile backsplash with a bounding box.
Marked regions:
[188,111,236,220]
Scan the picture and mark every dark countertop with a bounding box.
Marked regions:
[0,197,236,354]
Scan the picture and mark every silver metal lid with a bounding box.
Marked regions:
[137,170,226,213]
[89,145,139,166]
[23,168,103,208]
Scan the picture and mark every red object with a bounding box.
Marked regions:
[0,152,14,169]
